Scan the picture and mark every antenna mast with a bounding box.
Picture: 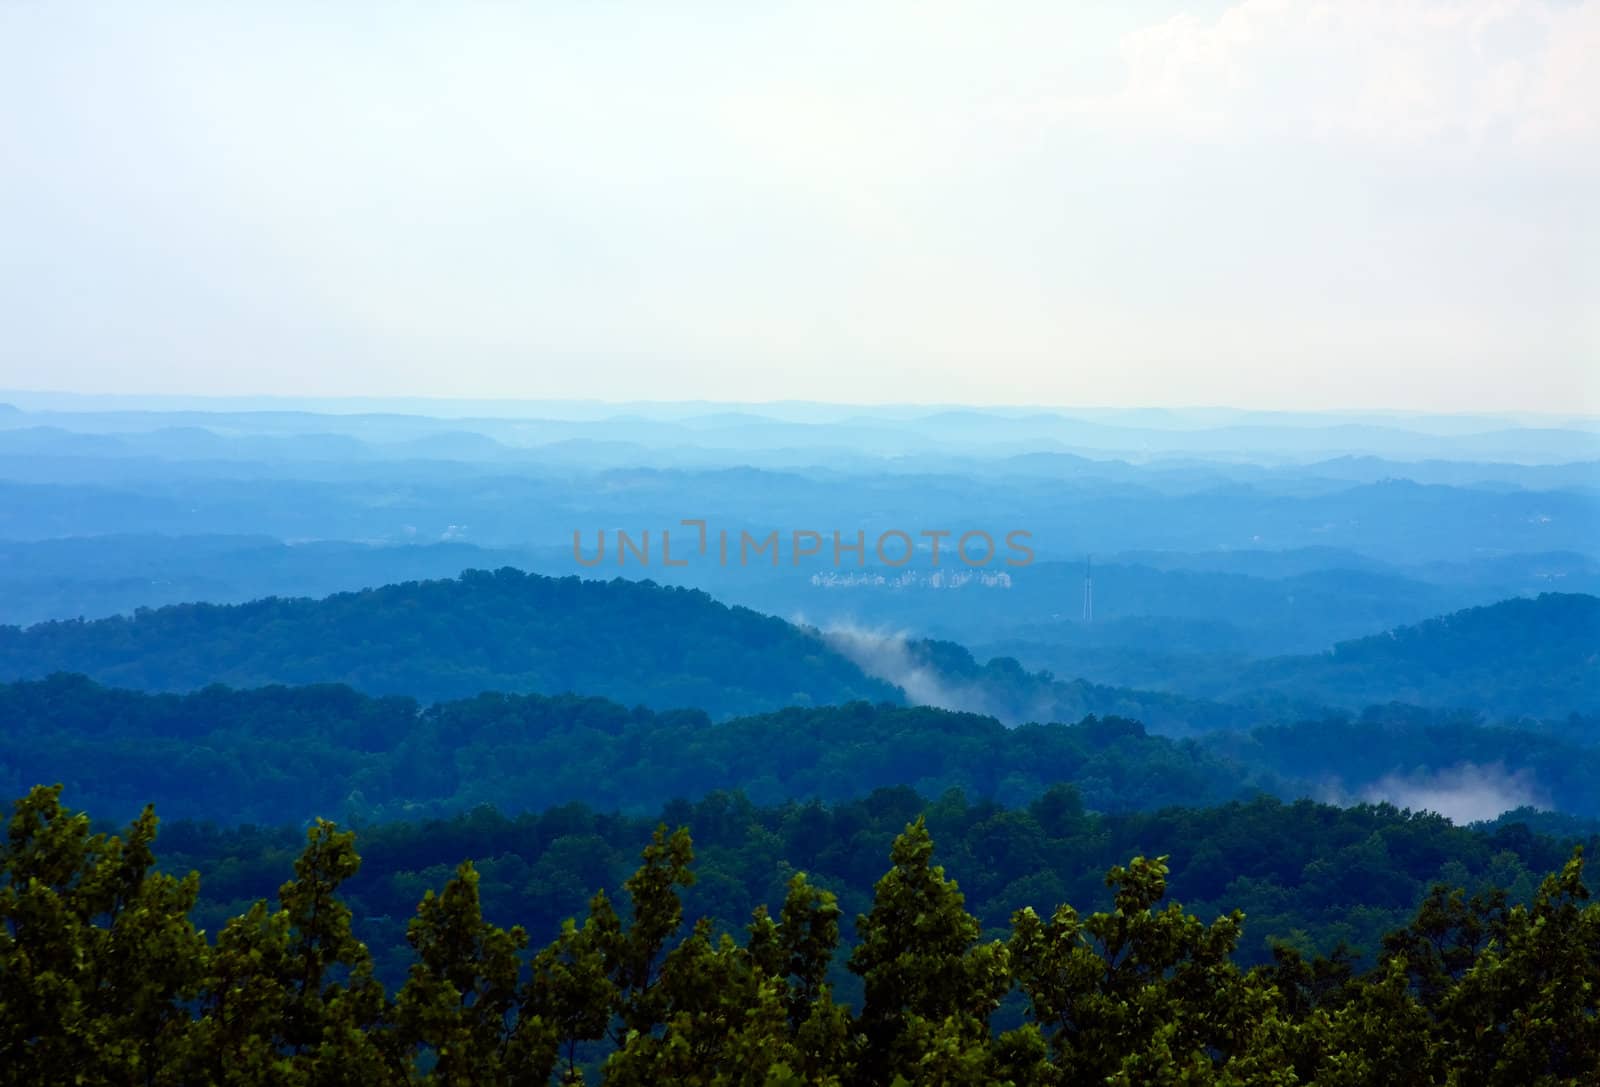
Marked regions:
[1082,554,1094,624]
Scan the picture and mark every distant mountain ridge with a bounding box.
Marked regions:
[1207,593,1600,717]
[3,398,1596,462]
[0,560,1590,731]
[870,595,1600,726]
[0,568,900,718]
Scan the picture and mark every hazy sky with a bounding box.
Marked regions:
[2,1,1596,413]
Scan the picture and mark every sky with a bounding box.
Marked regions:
[2,1,1596,413]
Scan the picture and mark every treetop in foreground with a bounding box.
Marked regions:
[2,786,1598,1085]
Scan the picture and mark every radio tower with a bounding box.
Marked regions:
[1082,554,1094,624]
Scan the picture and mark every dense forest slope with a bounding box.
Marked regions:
[10,675,1600,829]
[152,785,1587,981]
[0,568,900,717]
[0,674,1253,824]
[1210,592,1600,716]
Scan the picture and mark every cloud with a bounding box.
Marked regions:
[1067,0,1600,159]
[818,622,998,718]
[817,621,1071,726]
[1357,761,1549,823]
[1,1,1592,409]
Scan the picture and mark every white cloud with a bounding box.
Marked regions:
[0,1,1593,408]
[1068,0,1600,159]
[1359,761,1549,823]
[817,622,1003,718]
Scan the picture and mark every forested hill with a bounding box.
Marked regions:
[886,637,1275,733]
[14,673,1600,830]
[852,591,1599,730]
[0,568,900,717]
[0,673,1253,825]
[1214,592,1600,716]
